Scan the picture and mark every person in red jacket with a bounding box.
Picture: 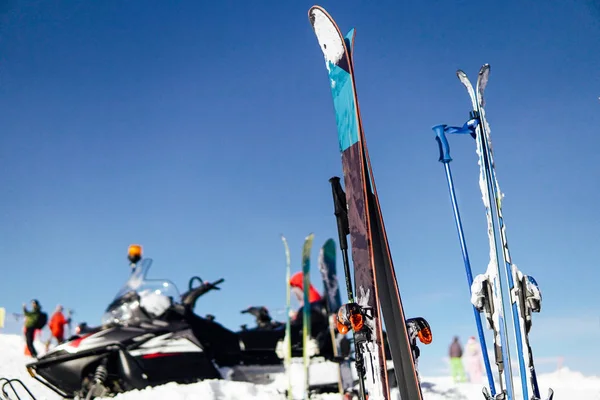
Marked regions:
[287,271,330,354]
[288,271,327,330]
[289,271,323,305]
[45,305,71,351]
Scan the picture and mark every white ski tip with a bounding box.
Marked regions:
[309,6,345,66]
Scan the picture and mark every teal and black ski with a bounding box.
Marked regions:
[318,238,353,395]
[309,6,425,400]
[301,233,315,400]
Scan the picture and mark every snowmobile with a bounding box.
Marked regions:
[24,248,431,399]
[24,255,355,399]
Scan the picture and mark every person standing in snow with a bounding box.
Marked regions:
[45,305,71,351]
[23,299,42,358]
[449,336,467,383]
[463,336,485,383]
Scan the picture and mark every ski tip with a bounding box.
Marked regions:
[345,27,356,45]
[308,5,327,26]
[456,69,467,78]
[308,5,347,67]
[303,233,315,249]
[479,63,491,74]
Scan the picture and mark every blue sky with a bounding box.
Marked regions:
[1,0,599,379]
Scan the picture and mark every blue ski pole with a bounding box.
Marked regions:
[432,122,496,396]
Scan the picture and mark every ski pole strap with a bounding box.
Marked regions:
[432,118,479,163]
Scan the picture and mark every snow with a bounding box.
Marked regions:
[309,7,345,70]
[1,333,598,400]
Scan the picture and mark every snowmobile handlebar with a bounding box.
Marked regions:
[188,276,224,291]
[202,278,224,290]
[181,277,225,309]
[240,306,270,317]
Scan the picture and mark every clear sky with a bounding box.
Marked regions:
[1,0,599,379]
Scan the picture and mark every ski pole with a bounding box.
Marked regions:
[329,177,355,303]
[431,123,497,396]
[329,176,366,400]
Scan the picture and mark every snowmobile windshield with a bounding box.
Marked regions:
[101,258,181,326]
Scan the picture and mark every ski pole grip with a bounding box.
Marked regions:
[432,124,452,163]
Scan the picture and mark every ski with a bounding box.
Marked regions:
[462,65,552,400]
[318,238,354,395]
[309,6,423,400]
[318,238,344,395]
[433,64,553,400]
[281,235,293,400]
[456,66,516,400]
[301,233,315,400]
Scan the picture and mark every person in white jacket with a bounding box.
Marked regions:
[464,336,484,383]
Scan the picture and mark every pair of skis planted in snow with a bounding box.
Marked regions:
[281,234,314,400]
[309,6,432,400]
[280,235,352,399]
[431,65,553,400]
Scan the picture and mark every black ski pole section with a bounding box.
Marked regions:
[329,176,354,303]
[329,176,367,400]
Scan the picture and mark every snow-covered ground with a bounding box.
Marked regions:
[1,333,598,399]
